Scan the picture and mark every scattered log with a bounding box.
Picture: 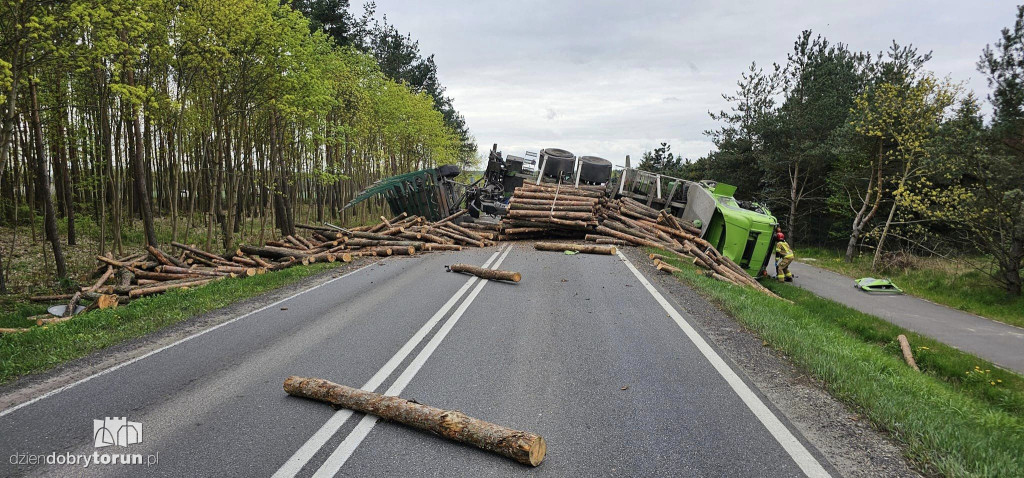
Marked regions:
[128,277,219,298]
[62,292,83,317]
[239,244,311,260]
[435,209,468,225]
[29,293,75,303]
[447,264,521,282]
[534,242,616,255]
[423,244,462,252]
[283,376,546,466]
[157,265,229,277]
[897,334,920,372]
[654,260,682,274]
[147,245,187,268]
[0,328,31,334]
[132,269,204,281]
[86,266,115,292]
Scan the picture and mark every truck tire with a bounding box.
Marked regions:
[578,156,612,184]
[540,148,575,179]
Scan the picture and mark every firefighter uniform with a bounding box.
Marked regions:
[775,240,794,282]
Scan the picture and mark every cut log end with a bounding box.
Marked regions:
[529,436,547,466]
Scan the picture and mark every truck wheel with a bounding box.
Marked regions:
[578,156,612,184]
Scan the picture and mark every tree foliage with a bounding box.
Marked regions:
[0,0,464,287]
[640,11,1024,295]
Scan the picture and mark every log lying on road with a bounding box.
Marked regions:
[283,376,546,466]
[654,259,682,274]
[447,263,521,282]
[534,242,616,255]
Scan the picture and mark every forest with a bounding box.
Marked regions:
[642,11,1024,296]
[0,0,476,293]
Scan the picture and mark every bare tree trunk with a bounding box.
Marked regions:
[872,167,910,270]
[126,65,157,247]
[845,145,885,262]
[29,79,67,280]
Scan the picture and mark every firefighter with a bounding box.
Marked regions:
[774,232,795,282]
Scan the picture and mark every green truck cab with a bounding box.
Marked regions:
[615,168,778,277]
[697,183,778,276]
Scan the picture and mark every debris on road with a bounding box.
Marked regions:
[854,277,903,294]
[489,183,783,299]
[653,259,682,274]
[446,263,522,282]
[283,376,547,466]
[534,242,616,255]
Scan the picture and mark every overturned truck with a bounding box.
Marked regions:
[346,144,778,277]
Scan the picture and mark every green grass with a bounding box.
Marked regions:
[0,261,342,385]
[650,248,1024,477]
[799,247,1024,329]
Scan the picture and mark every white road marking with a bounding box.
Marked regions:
[616,251,831,478]
[0,262,376,419]
[310,244,516,477]
[272,246,506,478]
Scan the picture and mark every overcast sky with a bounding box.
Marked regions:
[361,1,1017,166]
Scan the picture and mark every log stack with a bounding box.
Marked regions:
[22,212,501,327]
[294,209,499,258]
[592,201,783,299]
[499,183,607,240]
[492,185,781,299]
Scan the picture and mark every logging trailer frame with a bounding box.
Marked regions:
[344,143,779,277]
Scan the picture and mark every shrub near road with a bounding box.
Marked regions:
[651,248,1024,477]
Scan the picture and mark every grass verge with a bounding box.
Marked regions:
[798,247,1024,329]
[0,262,343,385]
[649,248,1024,477]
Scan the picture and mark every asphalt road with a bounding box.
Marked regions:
[788,261,1024,375]
[0,243,833,477]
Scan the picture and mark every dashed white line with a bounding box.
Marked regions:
[310,244,516,477]
[272,246,507,478]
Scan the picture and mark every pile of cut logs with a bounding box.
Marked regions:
[499,183,607,240]
[16,211,495,331]
[592,197,782,299]
[292,209,499,257]
[494,184,781,299]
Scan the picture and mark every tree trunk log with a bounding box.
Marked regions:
[447,264,521,282]
[128,277,219,298]
[897,334,920,372]
[0,328,31,334]
[239,244,311,260]
[62,292,83,317]
[283,376,546,466]
[654,260,682,274]
[435,209,468,225]
[423,244,462,252]
[534,242,616,255]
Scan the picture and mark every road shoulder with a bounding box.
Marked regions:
[0,259,373,414]
[623,247,919,478]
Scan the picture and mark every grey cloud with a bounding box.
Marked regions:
[363,1,1015,165]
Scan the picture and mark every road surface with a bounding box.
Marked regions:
[0,243,833,477]
[789,261,1024,375]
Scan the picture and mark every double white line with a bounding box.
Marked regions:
[273,245,515,477]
